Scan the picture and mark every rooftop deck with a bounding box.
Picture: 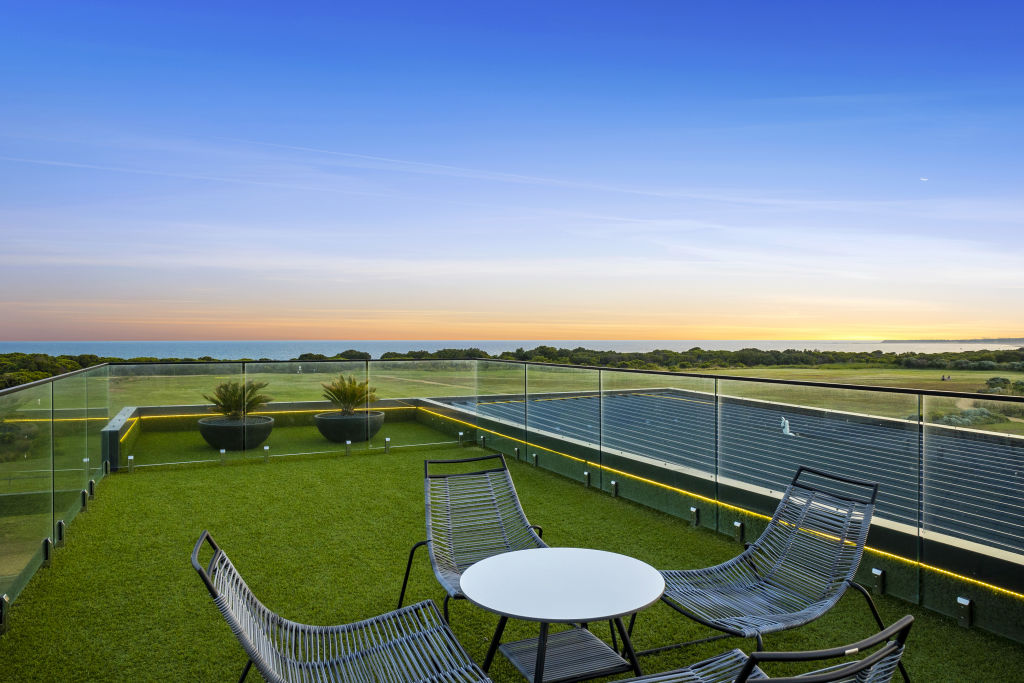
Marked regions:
[1,434,1022,680]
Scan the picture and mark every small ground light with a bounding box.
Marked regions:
[531,453,538,466]
[345,440,352,456]
[871,568,886,595]
[610,480,619,497]
[127,455,134,473]
[458,431,464,445]
[583,471,590,487]
[957,596,973,627]
[690,506,700,527]
[514,447,520,460]
[733,520,745,544]
[385,437,391,453]
[263,445,270,463]
[479,435,486,448]
[219,448,226,465]
[1,593,10,634]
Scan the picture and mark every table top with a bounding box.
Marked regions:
[459,548,665,622]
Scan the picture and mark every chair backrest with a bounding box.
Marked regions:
[424,453,547,593]
[739,614,913,682]
[746,467,878,602]
[192,531,288,683]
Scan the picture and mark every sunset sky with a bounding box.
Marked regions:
[1,2,1021,341]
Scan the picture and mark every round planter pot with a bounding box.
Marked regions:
[314,411,385,443]
[198,416,274,451]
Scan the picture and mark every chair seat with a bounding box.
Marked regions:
[398,454,547,619]
[662,569,835,637]
[194,531,489,683]
[652,468,879,644]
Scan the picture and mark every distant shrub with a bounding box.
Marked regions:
[972,400,1024,418]
[933,407,1009,427]
[986,377,1011,390]
[900,356,942,368]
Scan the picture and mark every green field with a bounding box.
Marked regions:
[688,365,1024,393]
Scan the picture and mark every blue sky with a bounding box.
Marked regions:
[1,1,1022,340]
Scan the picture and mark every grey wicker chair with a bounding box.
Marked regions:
[192,531,489,683]
[626,614,913,682]
[646,467,908,681]
[397,453,547,621]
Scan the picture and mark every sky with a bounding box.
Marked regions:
[1,1,1022,341]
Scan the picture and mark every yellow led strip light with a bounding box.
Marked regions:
[5,416,110,423]
[118,417,139,443]
[419,406,1024,601]
[138,406,410,420]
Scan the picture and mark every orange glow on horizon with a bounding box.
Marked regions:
[1,295,1019,342]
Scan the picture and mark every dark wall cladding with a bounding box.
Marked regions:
[923,426,1024,557]
[717,395,920,529]
[2,359,1024,644]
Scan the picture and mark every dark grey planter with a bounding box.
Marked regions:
[314,411,384,443]
[198,416,274,451]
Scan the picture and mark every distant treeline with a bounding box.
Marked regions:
[3,346,1024,390]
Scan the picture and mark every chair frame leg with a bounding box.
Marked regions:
[632,596,737,656]
[847,580,911,683]
[238,659,252,683]
[397,540,428,609]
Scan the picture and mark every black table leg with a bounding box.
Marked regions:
[534,622,549,683]
[483,616,508,672]
[614,617,642,676]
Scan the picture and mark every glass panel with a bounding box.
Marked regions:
[86,364,109,480]
[0,382,52,601]
[52,372,88,532]
[475,360,527,462]
[922,393,1024,595]
[525,364,599,482]
[369,359,478,450]
[109,363,243,468]
[718,379,920,601]
[244,360,367,459]
[600,370,717,527]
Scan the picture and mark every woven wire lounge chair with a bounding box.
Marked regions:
[397,453,547,621]
[626,614,913,683]
[192,531,489,683]
[642,467,908,681]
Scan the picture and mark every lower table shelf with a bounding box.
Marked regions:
[498,627,634,683]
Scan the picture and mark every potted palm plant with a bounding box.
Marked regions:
[198,380,274,450]
[314,374,384,443]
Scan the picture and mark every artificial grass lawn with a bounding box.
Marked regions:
[1,439,1022,681]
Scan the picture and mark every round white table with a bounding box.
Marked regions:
[460,548,665,683]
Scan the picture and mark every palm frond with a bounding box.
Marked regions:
[202,380,272,419]
[321,375,377,415]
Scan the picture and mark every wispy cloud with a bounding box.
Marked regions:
[0,156,394,197]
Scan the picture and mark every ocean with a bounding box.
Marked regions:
[0,339,1020,360]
